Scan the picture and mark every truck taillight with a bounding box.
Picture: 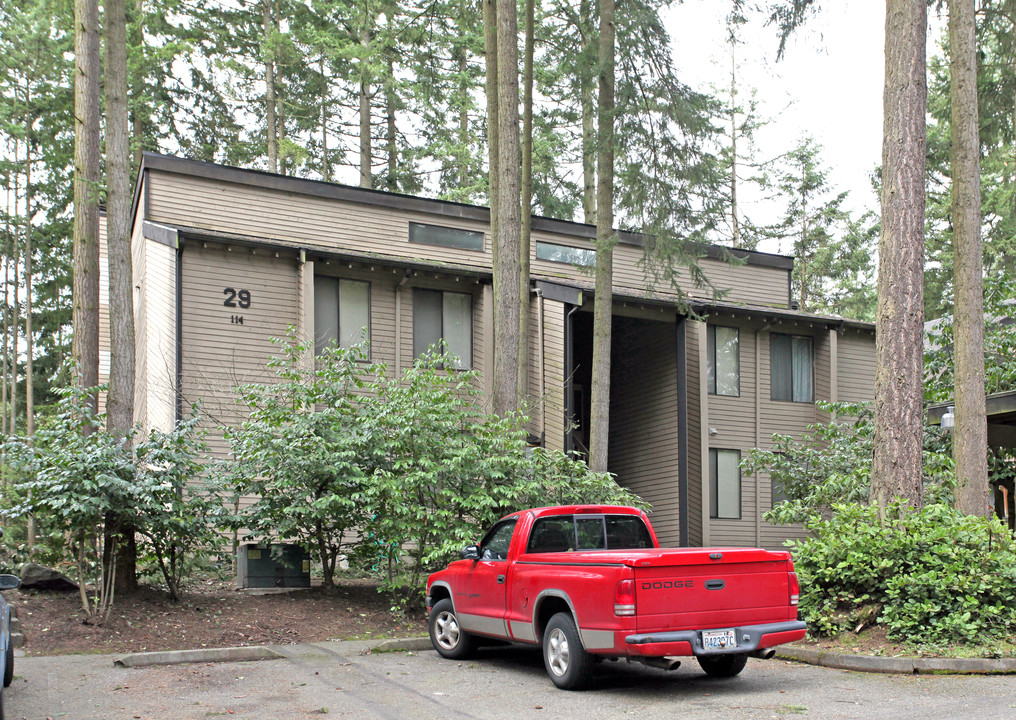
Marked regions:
[789,571,800,606]
[614,579,636,616]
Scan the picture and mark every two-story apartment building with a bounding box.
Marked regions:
[108,153,876,550]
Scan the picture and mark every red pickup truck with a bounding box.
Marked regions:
[425,505,806,689]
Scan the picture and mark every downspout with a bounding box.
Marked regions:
[395,268,411,376]
[536,288,546,443]
[175,242,184,423]
[676,315,688,547]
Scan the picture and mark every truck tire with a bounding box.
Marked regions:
[543,613,594,690]
[697,653,748,678]
[428,599,476,660]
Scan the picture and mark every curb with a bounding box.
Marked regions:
[369,637,432,653]
[777,645,1016,675]
[114,645,285,668]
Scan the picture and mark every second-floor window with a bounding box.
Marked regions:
[770,333,813,402]
[707,325,740,396]
[535,241,595,267]
[314,277,370,356]
[413,289,472,369]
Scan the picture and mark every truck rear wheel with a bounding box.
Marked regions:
[543,613,593,690]
[428,599,476,659]
[697,653,748,678]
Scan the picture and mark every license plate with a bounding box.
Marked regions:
[702,629,738,650]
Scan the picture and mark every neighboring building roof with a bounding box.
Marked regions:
[928,390,1016,448]
[133,152,794,272]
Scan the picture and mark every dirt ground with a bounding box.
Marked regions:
[7,577,427,656]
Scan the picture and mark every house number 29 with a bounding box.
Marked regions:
[223,288,252,309]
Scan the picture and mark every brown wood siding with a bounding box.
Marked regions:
[837,330,877,403]
[607,317,680,546]
[685,320,703,546]
[146,170,790,310]
[179,241,301,459]
[541,299,567,452]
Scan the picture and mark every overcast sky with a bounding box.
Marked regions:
[664,1,890,254]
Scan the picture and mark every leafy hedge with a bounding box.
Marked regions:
[792,503,1016,644]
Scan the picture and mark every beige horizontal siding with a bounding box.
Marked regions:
[179,242,302,459]
[837,330,876,403]
[541,299,567,452]
[686,320,704,546]
[146,170,791,312]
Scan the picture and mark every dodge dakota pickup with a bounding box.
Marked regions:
[425,505,806,689]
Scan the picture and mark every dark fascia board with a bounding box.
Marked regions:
[169,224,493,281]
[137,152,794,270]
[545,277,874,331]
[928,390,1016,426]
[535,280,583,306]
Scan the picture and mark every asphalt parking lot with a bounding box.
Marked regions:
[5,641,1016,720]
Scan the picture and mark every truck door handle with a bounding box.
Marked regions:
[705,579,725,590]
[497,575,506,584]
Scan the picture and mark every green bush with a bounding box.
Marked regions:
[792,502,1016,644]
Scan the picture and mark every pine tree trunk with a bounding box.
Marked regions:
[359,25,372,188]
[263,0,278,173]
[580,0,596,225]
[949,0,989,517]
[385,60,398,191]
[25,130,36,546]
[492,0,521,415]
[871,0,926,513]
[589,0,615,472]
[8,242,17,435]
[457,48,470,188]
[105,0,139,593]
[73,0,101,411]
[320,58,331,181]
[518,0,534,406]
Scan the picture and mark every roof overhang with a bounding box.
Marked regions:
[928,390,1016,448]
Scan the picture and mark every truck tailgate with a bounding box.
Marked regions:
[632,549,794,632]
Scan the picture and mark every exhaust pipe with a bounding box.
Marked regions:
[751,648,777,660]
[635,657,682,672]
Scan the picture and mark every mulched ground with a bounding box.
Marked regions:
[7,577,427,656]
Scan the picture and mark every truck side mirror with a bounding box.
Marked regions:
[0,574,21,591]
[460,545,480,561]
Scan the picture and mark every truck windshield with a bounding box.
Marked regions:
[526,515,653,553]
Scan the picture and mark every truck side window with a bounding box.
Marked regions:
[480,519,517,561]
[527,517,574,553]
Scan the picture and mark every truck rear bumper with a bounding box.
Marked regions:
[622,620,806,657]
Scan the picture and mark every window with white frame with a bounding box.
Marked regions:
[707,325,740,396]
[413,289,472,369]
[709,448,741,520]
[770,333,813,402]
[314,277,370,356]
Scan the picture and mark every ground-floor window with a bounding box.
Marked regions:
[709,448,741,519]
[314,277,370,356]
[413,288,472,369]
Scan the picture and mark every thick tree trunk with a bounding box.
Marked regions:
[359,25,372,188]
[73,0,101,410]
[871,0,926,513]
[518,0,534,405]
[106,0,139,594]
[730,44,741,249]
[385,60,398,191]
[949,0,989,517]
[263,0,278,173]
[492,0,522,415]
[580,0,596,225]
[589,0,615,472]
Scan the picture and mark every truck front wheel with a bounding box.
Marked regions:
[543,613,593,690]
[697,653,748,678]
[428,599,476,659]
